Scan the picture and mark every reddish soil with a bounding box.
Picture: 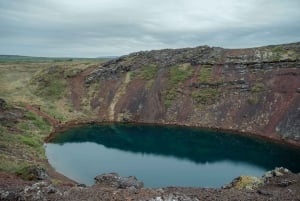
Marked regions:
[25,104,59,127]
[68,65,97,110]
[263,70,300,135]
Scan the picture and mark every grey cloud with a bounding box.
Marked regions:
[0,0,300,57]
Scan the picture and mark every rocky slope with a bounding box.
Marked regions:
[78,42,300,145]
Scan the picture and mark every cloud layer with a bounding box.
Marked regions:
[0,0,300,57]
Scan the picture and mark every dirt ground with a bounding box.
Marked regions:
[1,168,299,201]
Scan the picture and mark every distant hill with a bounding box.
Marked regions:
[0,55,112,63]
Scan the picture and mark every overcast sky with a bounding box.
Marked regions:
[0,0,300,57]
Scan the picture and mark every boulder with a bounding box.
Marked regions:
[17,166,49,180]
[222,176,263,190]
[263,167,290,179]
[94,173,143,189]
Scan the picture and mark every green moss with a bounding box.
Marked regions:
[271,46,286,60]
[164,88,177,108]
[139,64,158,80]
[18,135,41,149]
[30,65,67,100]
[192,88,220,105]
[12,111,51,157]
[17,122,31,130]
[24,111,51,132]
[0,157,29,173]
[163,64,193,108]
[272,46,284,53]
[169,64,193,85]
[199,65,213,83]
[247,96,259,105]
[251,83,265,93]
[41,80,65,99]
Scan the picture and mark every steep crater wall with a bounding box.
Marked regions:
[81,43,300,144]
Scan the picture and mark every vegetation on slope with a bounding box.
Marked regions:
[0,57,107,178]
[164,63,193,108]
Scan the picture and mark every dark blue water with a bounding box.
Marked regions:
[45,124,300,187]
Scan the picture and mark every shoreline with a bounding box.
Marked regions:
[45,119,300,151]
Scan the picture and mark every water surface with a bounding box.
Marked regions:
[45,124,300,187]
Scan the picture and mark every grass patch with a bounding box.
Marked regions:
[18,135,41,149]
[0,156,29,173]
[169,63,193,85]
[0,111,51,174]
[271,45,289,60]
[163,64,193,108]
[251,83,265,93]
[25,112,51,132]
[136,64,158,80]
[141,64,158,80]
[42,104,67,122]
[164,88,177,108]
[247,96,259,105]
[272,46,284,53]
[31,66,67,100]
[192,88,220,105]
[17,122,31,130]
[199,65,213,83]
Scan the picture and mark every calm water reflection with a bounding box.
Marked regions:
[45,124,300,187]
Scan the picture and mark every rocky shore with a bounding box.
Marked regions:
[1,167,299,201]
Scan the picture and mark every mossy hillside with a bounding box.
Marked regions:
[164,63,193,108]
[30,65,68,100]
[28,66,73,122]
[270,45,298,61]
[131,64,158,90]
[191,65,221,105]
[28,61,104,122]
[139,64,158,80]
[192,88,220,105]
[198,65,213,83]
[0,111,51,174]
[0,58,107,178]
[0,57,107,123]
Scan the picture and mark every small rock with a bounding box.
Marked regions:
[0,190,9,199]
[77,183,86,188]
[273,170,283,177]
[154,196,163,201]
[257,189,273,196]
[296,88,300,93]
[276,179,295,187]
[94,173,144,189]
[18,166,49,180]
[46,185,57,194]
[263,167,290,179]
[263,171,273,179]
[273,167,289,177]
